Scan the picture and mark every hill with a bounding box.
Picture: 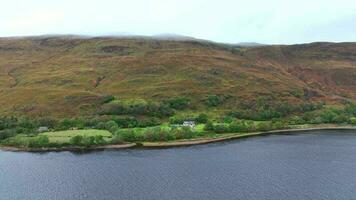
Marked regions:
[0,36,355,118]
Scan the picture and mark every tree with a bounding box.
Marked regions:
[37,135,49,147]
[70,135,83,146]
[94,135,106,145]
[287,116,305,125]
[345,103,356,116]
[320,110,338,123]
[82,136,95,147]
[100,95,115,104]
[95,122,106,130]
[58,118,76,130]
[196,114,208,123]
[18,117,36,129]
[204,121,214,131]
[229,120,248,132]
[350,117,356,125]
[105,120,119,133]
[205,95,223,107]
[165,97,191,109]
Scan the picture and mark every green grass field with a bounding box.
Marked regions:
[1,129,113,147]
[40,129,112,143]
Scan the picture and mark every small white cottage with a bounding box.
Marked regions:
[38,126,49,133]
[182,121,196,128]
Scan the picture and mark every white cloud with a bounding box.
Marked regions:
[0,0,355,43]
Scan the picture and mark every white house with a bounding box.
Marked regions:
[182,121,196,128]
[38,126,49,133]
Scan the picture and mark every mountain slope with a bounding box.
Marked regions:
[0,37,355,117]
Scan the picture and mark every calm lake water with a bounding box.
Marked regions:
[1,130,356,200]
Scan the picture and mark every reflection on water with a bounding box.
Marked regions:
[1,130,356,200]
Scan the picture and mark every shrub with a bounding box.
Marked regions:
[229,102,324,121]
[98,102,175,118]
[350,117,356,125]
[100,95,115,104]
[164,97,191,109]
[345,103,356,116]
[182,127,195,139]
[204,121,214,131]
[174,127,195,139]
[18,117,37,129]
[0,129,16,140]
[111,134,123,144]
[310,117,323,124]
[287,116,305,125]
[222,116,234,123]
[57,118,77,130]
[82,136,96,147]
[212,124,230,133]
[320,110,339,123]
[229,120,248,132]
[138,117,161,127]
[116,129,142,142]
[36,117,57,129]
[70,135,83,146]
[36,135,50,147]
[205,95,225,107]
[255,122,273,132]
[95,122,106,130]
[272,121,286,129]
[94,135,106,145]
[196,114,208,123]
[105,120,119,133]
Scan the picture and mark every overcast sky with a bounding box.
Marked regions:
[1,0,356,44]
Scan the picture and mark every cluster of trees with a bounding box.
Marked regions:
[115,126,198,142]
[98,97,195,118]
[205,120,286,134]
[2,134,109,148]
[204,94,231,107]
[1,99,355,146]
[0,115,162,143]
[164,97,191,109]
[94,117,161,132]
[0,117,42,140]
[346,103,356,116]
[2,135,50,148]
[295,104,356,125]
[206,103,356,134]
[69,135,106,147]
[229,102,325,121]
[98,102,175,118]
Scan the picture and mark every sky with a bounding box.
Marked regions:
[1,0,356,44]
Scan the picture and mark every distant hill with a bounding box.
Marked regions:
[234,42,266,47]
[0,36,355,117]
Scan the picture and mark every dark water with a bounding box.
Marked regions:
[1,130,356,200]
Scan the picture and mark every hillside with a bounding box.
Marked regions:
[0,36,355,118]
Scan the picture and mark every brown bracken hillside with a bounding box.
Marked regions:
[0,36,355,117]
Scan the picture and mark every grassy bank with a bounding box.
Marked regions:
[1,124,356,152]
[141,124,356,148]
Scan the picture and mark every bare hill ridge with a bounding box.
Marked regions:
[0,36,355,117]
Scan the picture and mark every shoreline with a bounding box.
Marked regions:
[1,125,356,152]
[141,126,356,148]
[0,143,137,152]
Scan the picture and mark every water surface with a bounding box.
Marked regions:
[1,130,356,200]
